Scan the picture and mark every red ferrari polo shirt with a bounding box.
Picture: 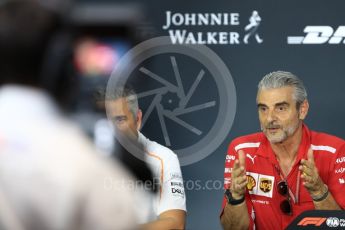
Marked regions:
[221,124,345,230]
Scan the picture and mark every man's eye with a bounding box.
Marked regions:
[115,117,127,123]
[277,106,286,111]
[259,107,267,112]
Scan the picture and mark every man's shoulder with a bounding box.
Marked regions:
[140,133,178,161]
[148,140,177,159]
[310,129,345,152]
[228,132,265,151]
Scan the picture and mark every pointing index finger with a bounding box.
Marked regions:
[307,148,314,164]
[238,149,246,169]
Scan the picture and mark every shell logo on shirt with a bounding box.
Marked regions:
[246,175,256,191]
[246,172,275,198]
[259,178,272,193]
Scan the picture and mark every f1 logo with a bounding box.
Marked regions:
[297,217,327,226]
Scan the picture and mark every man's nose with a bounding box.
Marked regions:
[266,109,277,123]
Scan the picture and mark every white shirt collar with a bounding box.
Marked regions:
[138,131,147,147]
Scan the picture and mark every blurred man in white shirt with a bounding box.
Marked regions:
[0,1,137,229]
[107,86,187,230]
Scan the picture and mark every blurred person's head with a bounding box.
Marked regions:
[104,86,158,193]
[107,86,142,139]
[0,0,73,104]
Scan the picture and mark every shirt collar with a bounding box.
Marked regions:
[138,131,145,144]
[138,131,149,150]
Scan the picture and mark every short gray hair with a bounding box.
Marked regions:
[257,71,307,108]
[107,86,139,119]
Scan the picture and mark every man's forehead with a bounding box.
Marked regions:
[257,87,295,104]
[108,98,130,113]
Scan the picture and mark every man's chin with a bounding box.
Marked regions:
[264,132,286,144]
[116,131,137,142]
[268,138,284,144]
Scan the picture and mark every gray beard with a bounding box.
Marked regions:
[262,120,300,144]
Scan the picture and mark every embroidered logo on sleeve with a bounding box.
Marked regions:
[224,168,232,173]
[226,154,236,163]
[335,167,345,174]
[224,178,231,186]
[170,181,185,197]
[336,157,345,164]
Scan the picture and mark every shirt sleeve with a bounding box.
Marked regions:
[220,140,255,229]
[328,143,345,209]
[157,153,186,215]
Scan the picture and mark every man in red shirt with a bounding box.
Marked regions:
[220,71,345,230]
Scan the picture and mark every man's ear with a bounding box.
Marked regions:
[136,109,143,130]
[299,100,309,120]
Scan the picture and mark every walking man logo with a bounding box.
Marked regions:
[243,10,263,44]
